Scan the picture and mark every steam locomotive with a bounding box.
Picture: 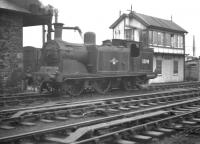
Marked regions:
[35,23,157,96]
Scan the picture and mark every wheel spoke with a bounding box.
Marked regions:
[122,78,135,90]
[64,80,84,96]
[93,79,111,94]
[39,81,55,93]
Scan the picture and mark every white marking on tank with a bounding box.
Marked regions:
[110,58,119,65]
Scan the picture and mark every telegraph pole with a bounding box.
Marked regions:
[193,35,196,57]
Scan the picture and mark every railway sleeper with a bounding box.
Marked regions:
[6,100,20,107]
[83,110,100,117]
[123,116,200,143]
[55,116,69,121]
[118,106,131,111]
[174,107,191,112]
[128,105,139,109]
[121,99,131,103]
[93,108,108,116]
[107,108,120,113]
[20,121,36,126]
[139,103,150,107]
[181,105,196,109]
[148,102,158,106]
[116,139,137,144]
[130,134,152,143]
[40,118,54,123]
[156,100,166,104]
[0,116,37,128]
[144,130,164,137]
[172,124,183,130]
[156,127,174,133]
[0,124,15,130]
[181,120,197,125]
[186,105,200,109]
[69,113,84,118]
[109,101,120,105]
[191,117,200,122]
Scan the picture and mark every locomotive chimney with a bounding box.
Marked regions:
[84,32,96,45]
[54,23,64,40]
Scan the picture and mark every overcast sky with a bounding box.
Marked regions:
[23,0,200,56]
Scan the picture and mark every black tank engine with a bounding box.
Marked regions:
[36,23,156,96]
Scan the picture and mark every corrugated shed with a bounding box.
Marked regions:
[110,12,187,33]
[0,0,53,26]
[0,0,30,14]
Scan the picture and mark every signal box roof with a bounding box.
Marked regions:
[110,12,187,33]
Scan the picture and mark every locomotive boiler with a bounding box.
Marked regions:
[36,23,157,96]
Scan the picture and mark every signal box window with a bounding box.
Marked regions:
[149,31,153,44]
[174,60,178,74]
[125,29,133,40]
[158,32,164,46]
[134,29,140,42]
[153,31,158,45]
[130,43,140,57]
[156,60,162,74]
[178,35,183,48]
[165,33,171,47]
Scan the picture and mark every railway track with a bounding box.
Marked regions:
[1,81,200,109]
[0,92,60,108]
[1,88,200,143]
[147,80,200,90]
[68,106,200,144]
[0,88,198,121]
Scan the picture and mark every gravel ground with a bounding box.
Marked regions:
[150,133,200,144]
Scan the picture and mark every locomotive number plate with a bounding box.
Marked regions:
[142,59,150,64]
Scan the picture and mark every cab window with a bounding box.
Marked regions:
[130,43,140,57]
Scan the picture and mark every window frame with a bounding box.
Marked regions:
[178,35,183,48]
[148,30,184,49]
[173,60,178,74]
[165,33,171,47]
[148,30,153,45]
[174,35,178,48]
[157,32,164,46]
[125,28,133,40]
[153,31,158,45]
[156,59,162,75]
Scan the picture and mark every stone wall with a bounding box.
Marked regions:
[0,13,23,87]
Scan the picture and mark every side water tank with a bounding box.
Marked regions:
[84,32,96,45]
